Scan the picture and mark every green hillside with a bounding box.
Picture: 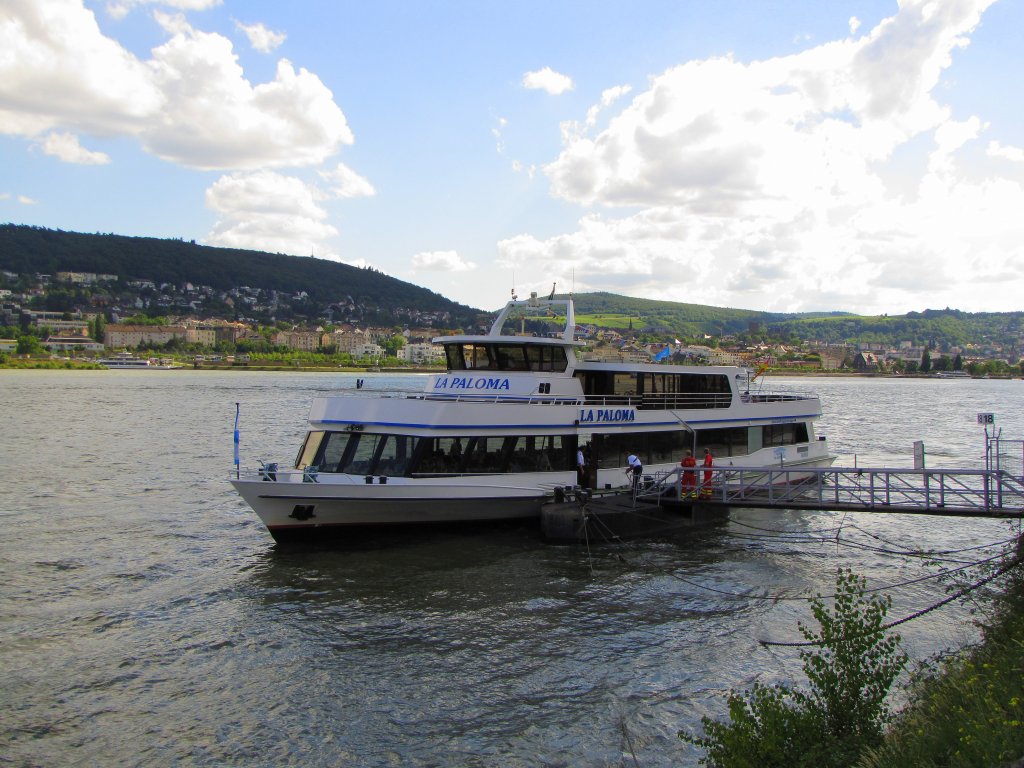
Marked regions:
[0,224,478,323]
[2,225,1020,351]
[570,291,852,336]
[566,292,1021,350]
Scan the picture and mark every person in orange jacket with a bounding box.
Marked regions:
[701,448,714,497]
[681,450,697,498]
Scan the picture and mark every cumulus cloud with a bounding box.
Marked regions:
[204,170,339,256]
[319,162,375,198]
[411,250,477,272]
[0,0,163,136]
[106,0,222,20]
[522,0,1021,313]
[587,84,631,127]
[39,131,111,164]
[235,20,286,53]
[522,67,574,95]
[143,12,352,169]
[0,1,353,171]
[988,141,1024,163]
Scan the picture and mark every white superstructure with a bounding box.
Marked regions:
[232,293,834,541]
[98,351,177,369]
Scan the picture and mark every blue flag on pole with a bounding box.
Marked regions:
[234,402,240,477]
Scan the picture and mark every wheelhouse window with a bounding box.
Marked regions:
[445,343,494,370]
[524,345,567,372]
[444,342,567,373]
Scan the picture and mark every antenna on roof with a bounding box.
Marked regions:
[511,272,517,302]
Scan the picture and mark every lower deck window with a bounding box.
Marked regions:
[695,427,750,458]
[299,420,812,477]
[762,423,809,447]
[306,431,575,477]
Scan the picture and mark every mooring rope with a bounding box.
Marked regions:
[758,555,1022,647]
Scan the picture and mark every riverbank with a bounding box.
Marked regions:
[864,534,1023,766]
[688,535,1024,767]
[3,357,1017,379]
[0,357,440,374]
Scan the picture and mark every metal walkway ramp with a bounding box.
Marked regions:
[640,465,1024,518]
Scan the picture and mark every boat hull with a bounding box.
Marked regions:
[231,453,835,542]
[231,475,555,541]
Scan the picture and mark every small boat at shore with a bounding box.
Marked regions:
[98,351,177,369]
[232,292,835,542]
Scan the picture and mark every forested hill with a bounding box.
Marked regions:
[0,224,478,322]
[568,292,1023,351]
[2,225,1020,349]
[569,292,852,336]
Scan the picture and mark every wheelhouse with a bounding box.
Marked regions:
[442,340,570,373]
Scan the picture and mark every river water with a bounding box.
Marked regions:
[1,371,1021,766]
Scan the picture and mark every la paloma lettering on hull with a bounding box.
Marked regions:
[578,408,636,424]
[433,376,512,391]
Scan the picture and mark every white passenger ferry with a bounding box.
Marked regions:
[232,293,834,541]
[98,351,177,369]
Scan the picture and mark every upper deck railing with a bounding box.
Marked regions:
[409,390,815,409]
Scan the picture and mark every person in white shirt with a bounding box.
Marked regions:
[627,451,642,490]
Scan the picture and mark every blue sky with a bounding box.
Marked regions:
[2,0,1022,315]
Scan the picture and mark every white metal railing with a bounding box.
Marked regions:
[640,465,1024,516]
[404,391,813,408]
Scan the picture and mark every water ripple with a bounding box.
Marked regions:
[0,372,1017,766]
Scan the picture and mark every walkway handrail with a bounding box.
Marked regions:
[682,465,1024,516]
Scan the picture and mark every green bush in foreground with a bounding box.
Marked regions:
[684,569,907,767]
[859,544,1024,768]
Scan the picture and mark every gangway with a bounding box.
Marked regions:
[641,465,1024,518]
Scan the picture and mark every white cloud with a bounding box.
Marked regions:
[523,0,1021,313]
[493,116,508,154]
[411,250,477,272]
[204,170,338,256]
[0,1,353,171]
[988,141,1024,163]
[106,0,221,21]
[17,195,38,205]
[338,256,372,269]
[39,132,110,164]
[0,0,163,136]
[587,84,631,127]
[318,162,376,198]
[143,13,352,169]
[522,67,574,95]
[849,16,861,35]
[235,20,286,53]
